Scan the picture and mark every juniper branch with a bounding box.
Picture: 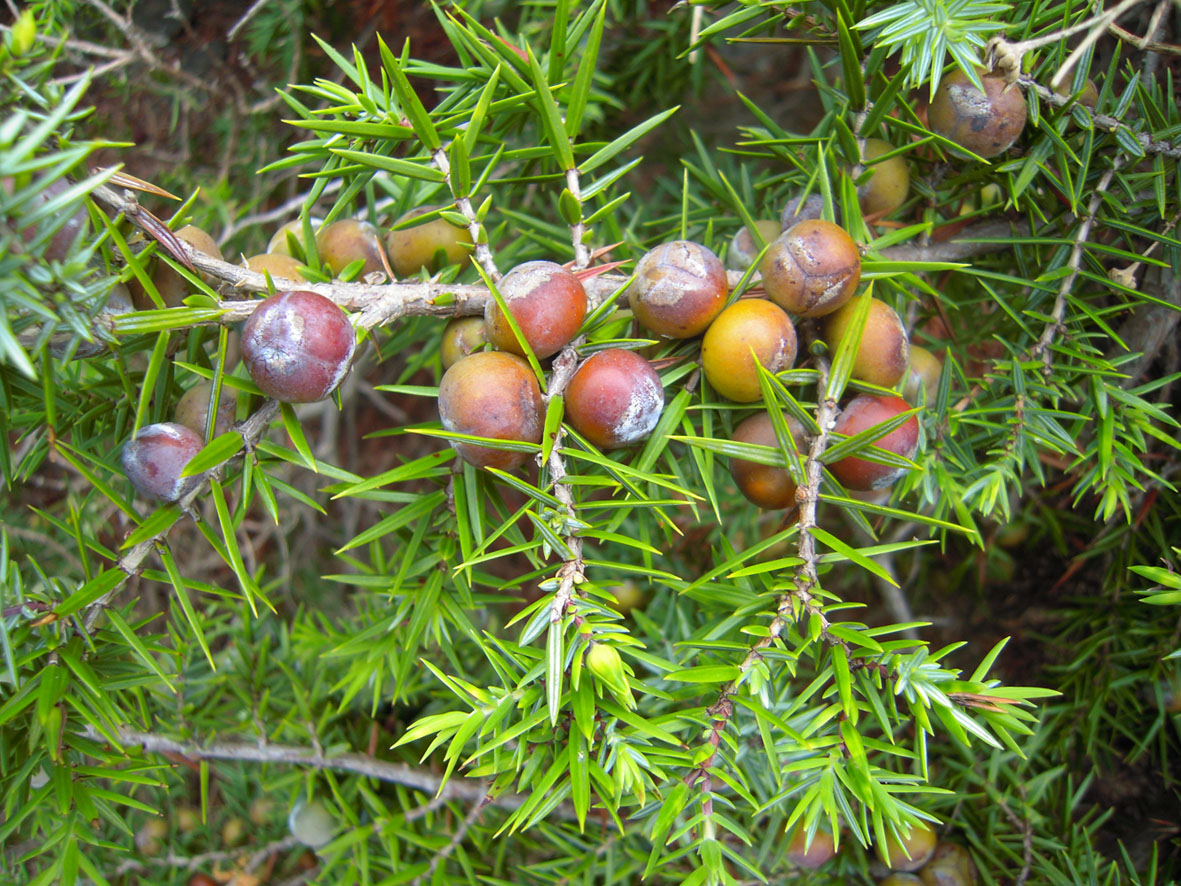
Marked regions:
[432,147,500,282]
[80,724,509,806]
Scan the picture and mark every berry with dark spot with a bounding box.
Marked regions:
[928,69,1027,159]
[760,220,860,318]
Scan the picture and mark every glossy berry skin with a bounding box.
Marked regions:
[702,299,797,402]
[629,241,728,338]
[440,316,488,369]
[878,821,937,872]
[485,261,587,358]
[830,395,920,491]
[823,297,910,388]
[245,252,306,282]
[437,351,543,470]
[730,412,806,510]
[241,290,356,403]
[760,220,861,318]
[928,69,1027,159]
[188,876,219,886]
[780,193,831,229]
[785,825,837,869]
[315,219,388,279]
[565,349,665,450]
[904,345,943,403]
[122,422,205,502]
[728,220,781,270]
[387,206,473,276]
[920,842,978,886]
[175,381,238,438]
[859,139,910,216]
[137,225,223,310]
[268,217,321,257]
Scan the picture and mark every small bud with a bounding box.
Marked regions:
[12,11,36,57]
[585,642,634,708]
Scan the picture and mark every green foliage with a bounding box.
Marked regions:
[1,1,1179,885]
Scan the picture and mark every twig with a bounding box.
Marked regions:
[1030,161,1120,368]
[988,0,1149,89]
[995,788,1034,886]
[546,346,587,625]
[1108,19,1181,54]
[80,724,515,806]
[93,185,1018,332]
[110,834,300,877]
[432,147,501,282]
[0,23,133,60]
[83,0,218,96]
[564,169,591,269]
[790,356,841,617]
[227,0,273,41]
[687,358,841,796]
[1014,76,1181,160]
[411,792,491,885]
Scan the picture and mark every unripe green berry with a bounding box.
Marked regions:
[859,139,910,217]
[387,206,474,276]
[440,317,488,369]
[289,800,337,849]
